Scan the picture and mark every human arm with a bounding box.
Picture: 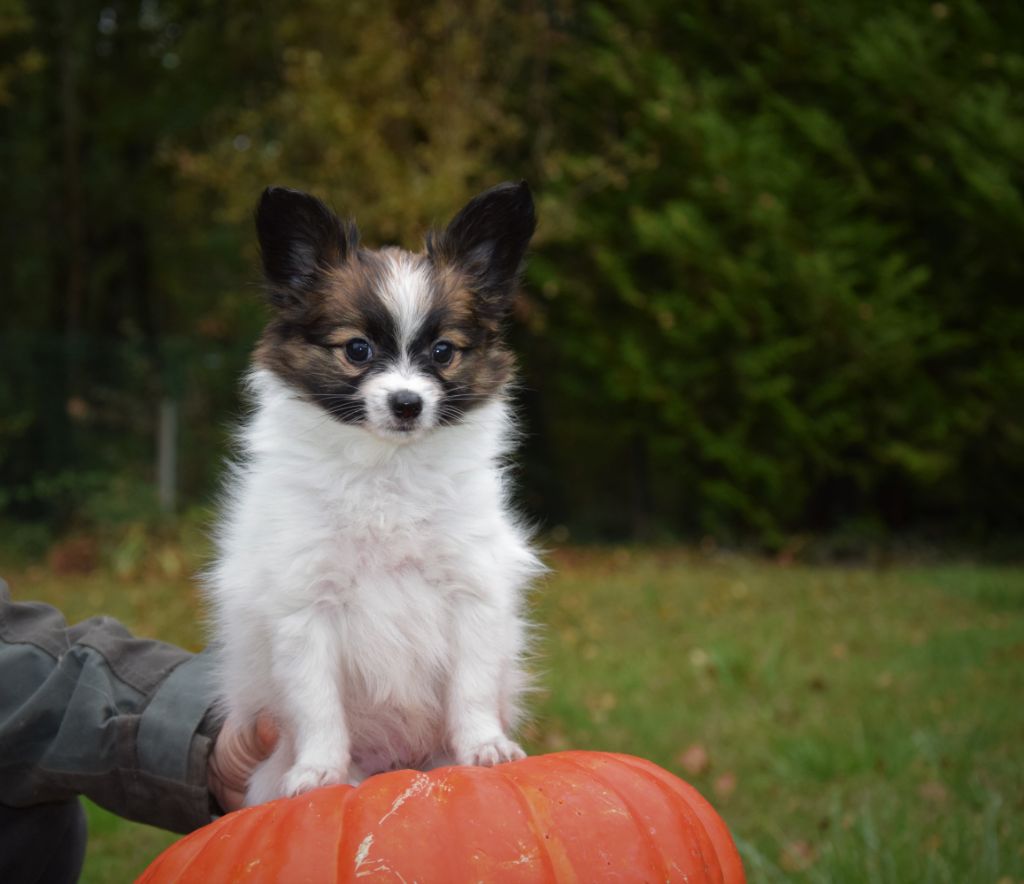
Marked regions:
[0,577,221,832]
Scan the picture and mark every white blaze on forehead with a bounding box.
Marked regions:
[380,250,432,350]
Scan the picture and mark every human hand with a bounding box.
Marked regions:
[207,712,278,813]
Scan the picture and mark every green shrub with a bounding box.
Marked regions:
[524,0,1024,543]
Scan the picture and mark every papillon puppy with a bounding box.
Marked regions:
[205,181,543,805]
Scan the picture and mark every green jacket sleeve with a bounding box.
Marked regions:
[0,578,219,833]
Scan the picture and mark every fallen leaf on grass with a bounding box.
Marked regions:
[542,731,570,752]
[713,771,737,799]
[779,840,817,872]
[689,648,711,669]
[918,780,949,805]
[584,691,618,724]
[677,743,710,776]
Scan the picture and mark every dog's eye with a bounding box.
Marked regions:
[431,340,455,365]
[345,339,373,364]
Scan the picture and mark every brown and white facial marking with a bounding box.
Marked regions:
[252,182,535,442]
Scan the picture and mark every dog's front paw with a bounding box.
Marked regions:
[457,735,526,768]
[281,762,347,798]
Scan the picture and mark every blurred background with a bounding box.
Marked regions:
[2,0,1022,556]
[1,1,1023,881]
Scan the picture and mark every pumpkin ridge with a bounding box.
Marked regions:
[610,754,742,884]
[492,761,567,881]
[556,753,675,881]
[603,754,722,883]
[187,801,274,880]
[332,784,359,884]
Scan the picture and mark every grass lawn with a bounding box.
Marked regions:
[3,547,1022,882]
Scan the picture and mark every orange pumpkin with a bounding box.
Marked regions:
[139,751,745,883]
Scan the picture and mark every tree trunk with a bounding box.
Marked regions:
[59,0,85,392]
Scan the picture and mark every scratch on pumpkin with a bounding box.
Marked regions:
[378,773,433,825]
[354,834,409,881]
[505,850,539,868]
[354,834,375,871]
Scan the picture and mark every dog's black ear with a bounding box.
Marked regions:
[428,181,536,303]
[255,186,358,309]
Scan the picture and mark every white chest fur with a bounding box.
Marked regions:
[205,370,540,802]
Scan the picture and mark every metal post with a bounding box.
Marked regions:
[157,396,178,513]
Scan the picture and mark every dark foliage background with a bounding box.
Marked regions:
[1,0,1022,552]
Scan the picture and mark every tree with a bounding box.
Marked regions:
[527,0,1024,543]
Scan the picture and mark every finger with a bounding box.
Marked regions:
[218,785,246,813]
[208,712,279,813]
[254,714,279,755]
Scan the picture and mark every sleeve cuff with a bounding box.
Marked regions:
[135,649,220,831]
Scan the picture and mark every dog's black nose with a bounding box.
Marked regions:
[389,390,423,420]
